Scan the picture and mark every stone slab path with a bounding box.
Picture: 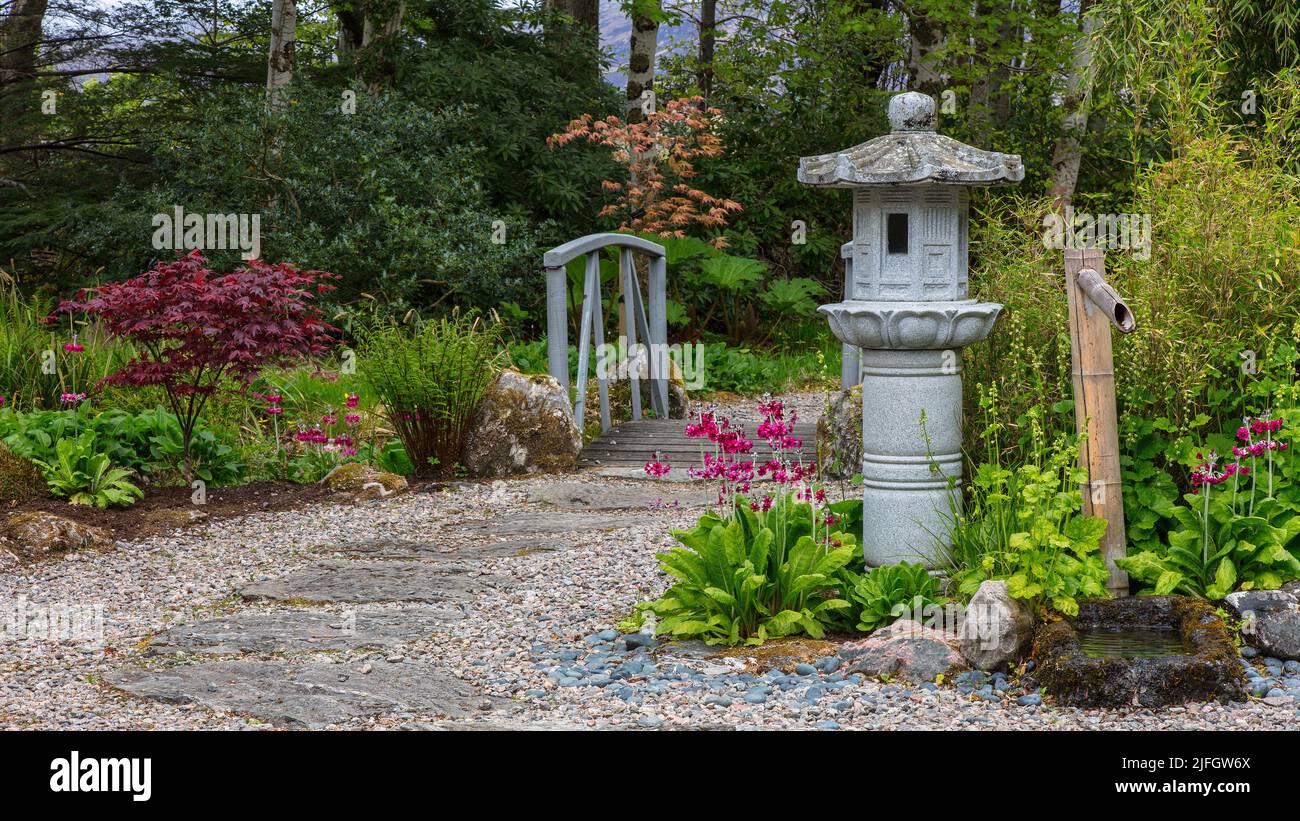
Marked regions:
[145,606,463,656]
[106,659,485,729]
[238,560,501,605]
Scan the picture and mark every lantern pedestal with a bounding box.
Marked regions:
[819,300,1000,566]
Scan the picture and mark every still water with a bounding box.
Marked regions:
[1077,627,1191,659]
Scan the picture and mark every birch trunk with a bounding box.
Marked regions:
[1047,1,1097,208]
[907,11,943,96]
[266,0,297,109]
[627,7,660,124]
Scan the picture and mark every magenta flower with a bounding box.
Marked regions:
[346,393,359,409]
[63,342,84,353]
[59,392,86,404]
[345,413,361,425]
[644,451,672,478]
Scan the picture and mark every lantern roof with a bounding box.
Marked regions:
[797,92,1024,187]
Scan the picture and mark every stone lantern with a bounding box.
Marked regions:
[799,91,1023,568]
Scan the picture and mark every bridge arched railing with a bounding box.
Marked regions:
[544,232,669,433]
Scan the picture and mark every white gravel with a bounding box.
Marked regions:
[2,395,1298,730]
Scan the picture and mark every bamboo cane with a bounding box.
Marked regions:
[1064,248,1131,597]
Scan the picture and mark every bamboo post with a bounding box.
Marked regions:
[1064,248,1135,597]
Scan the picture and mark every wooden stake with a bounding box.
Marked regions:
[1064,248,1129,597]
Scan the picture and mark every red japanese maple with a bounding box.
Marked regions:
[53,250,339,480]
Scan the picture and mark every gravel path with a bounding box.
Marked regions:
[2,394,1298,731]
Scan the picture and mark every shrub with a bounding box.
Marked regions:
[0,442,44,505]
[0,405,243,487]
[358,314,503,477]
[1117,410,1300,598]
[54,251,337,480]
[0,275,132,412]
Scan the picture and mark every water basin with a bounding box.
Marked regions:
[1078,627,1190,660]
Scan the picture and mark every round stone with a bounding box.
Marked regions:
[888,91,937,132]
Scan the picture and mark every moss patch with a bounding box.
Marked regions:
[718,636,838,673]
[0,443,45,505]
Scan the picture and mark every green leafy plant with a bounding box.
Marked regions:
[1118,412,1300,598]
[842,561,947,632]
[648,495,857,645]
[942,390,1111,617]
[32,435,143,508]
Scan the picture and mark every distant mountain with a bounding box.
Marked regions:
[598,0,699,87]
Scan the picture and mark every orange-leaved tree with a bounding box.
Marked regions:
[549,96,742,242]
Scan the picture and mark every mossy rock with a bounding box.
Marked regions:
[1,511,111,562]
[465,369,582,477]
[322,463,409,497]
[0,442,45,505]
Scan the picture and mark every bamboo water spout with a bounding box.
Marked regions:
[1064,249,1135,597]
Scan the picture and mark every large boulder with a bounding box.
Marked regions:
[837,618,968,683]
[0,511,111,562]
[465,369,582,478]
[1224,588,1300,661]
[816,385,861,479]
[959,580,1035,671]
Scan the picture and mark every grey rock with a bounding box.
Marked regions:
[959,580,1034,671]
[147,606,462,656]
[1016,693,1042,707]
[1223,589,1300,661]
[238,560,498,604]
[105,660,482,729]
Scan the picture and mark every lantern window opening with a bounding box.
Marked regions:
[886,212,909,255]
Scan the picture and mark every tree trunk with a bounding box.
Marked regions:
[569,0,599,28]
[907,9,944,97]
[360,0,405,94]
[266,0,297,109]
[1047,0,1096,209]
[0,0,49,86]
[698,0,717,102]
[336,2,364,59]
[627,6,660,124]
[969,1,1017,142]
